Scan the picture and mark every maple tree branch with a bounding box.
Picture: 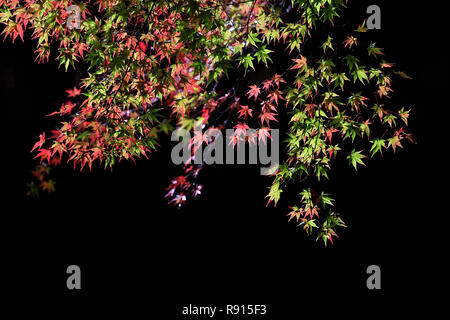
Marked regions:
[101,1,157,123]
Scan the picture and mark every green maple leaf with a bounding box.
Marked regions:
[368,42,384,57]
[247,32,261,47]
[237,53,255,71]
[370,139,386,156]
[352,67,368,84]
[319,192,334,207]
[347,149,366,170]
[322,35,334,52]
[255,45,273,65]
[344,54,359,71]
[266,181,282,206]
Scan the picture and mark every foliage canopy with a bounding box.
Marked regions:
[1,0,413,245]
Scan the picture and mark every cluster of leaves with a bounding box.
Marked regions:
[26,164,56,197]
[165,165,203,207]
[2,0,413,244]
[261,10,413,244]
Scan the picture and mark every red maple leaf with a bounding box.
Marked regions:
[236,105,253,119]
[267,89,285,105]
[65,86,82,98]
[228,134,243,147]
[234,122,250,137]
[247,85,261,101]
[31,133,46,152]
[290,55,307,70]
[259,111,277,125]
[325,128,339,143]
[34,148,52,163]
[261,80,273,91]
[271,73,286,87]
[74,43,88,59]
[258,128,271,143]
[343,36,357,48]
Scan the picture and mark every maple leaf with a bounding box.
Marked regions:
[247,85,261,101]
[370,139,386,156]
[372,105,388,120]
[398,108,410,125]
[228,134,243,147]
[50,157,62,166]
[261,80,273,91]
[355,22,368,33]
[377,85,393,98]
[246,131,258,145]
[259,111,278,125]
[347,149,366,170]
[258,128,271,143]
[290,55,307,70]
[266,181,282,206]
[262,100,277,112]
[2,21,24,43]
[62,102,76,115]
[287,206,303,222]
[191,131,208,152]
[31,166,46,181]
[300,219,319,235]
[368,43,384,57]
[388,135,403,152]
[15,23,24,42]
[234,122,250,137]
[271,74,286,87]
[348,94,368,111]
[325,128,339,143]
[352,67,368,84]
[267,89,285,105]
[327,145,340,159]
[52,141,67,158]
[327,232,337,246]
[40,179,55,192]
[405,133,415,144]
[236,105,253,119]
[34,148,52,163]
[65,86,82,98]
[380,61,395,68]
[31,133,46,152]
[48,102,76,117]
[73,43,88,59]
[303,206,319,219]
[343,36,357,48]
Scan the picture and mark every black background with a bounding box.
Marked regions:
[1,0,448,317]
